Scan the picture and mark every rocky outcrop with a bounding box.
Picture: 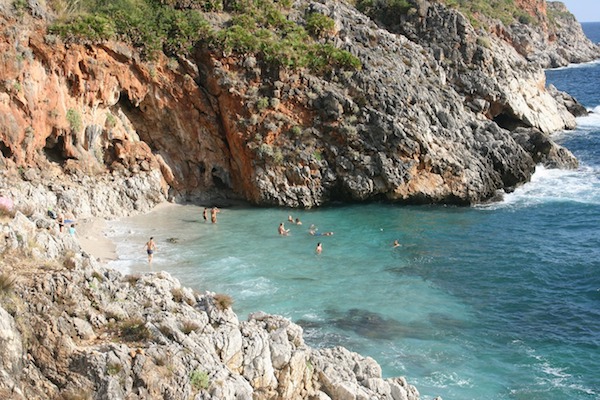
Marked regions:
[0,210,420,399]
[512,1,600,68]
[0,0,590,211]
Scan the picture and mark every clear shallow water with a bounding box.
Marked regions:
[106,26,600,400]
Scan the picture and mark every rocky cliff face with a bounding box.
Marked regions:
[0,210,420,399]
[513,1,600,67]
[0,0,594,209]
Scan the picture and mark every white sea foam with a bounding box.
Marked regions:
[547,59,600,71]
[426,371,473,389]
[235,277,277,297]
[481,164,600,209]
[577,105,600,129]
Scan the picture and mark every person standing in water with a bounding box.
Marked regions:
[316,242,322,254]
[203,208,208,222]
[211,207,220,223]
[145,237,157,264]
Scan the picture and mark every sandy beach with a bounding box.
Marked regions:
[77,217,118,263]
[76,202,179,263]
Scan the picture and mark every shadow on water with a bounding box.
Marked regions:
[297,308,469,341]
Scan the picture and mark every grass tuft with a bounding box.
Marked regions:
[213,293,233,311]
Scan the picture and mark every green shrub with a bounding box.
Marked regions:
[305,12,335,38]
[106,362,122,375]
[308,44,361,74]
[356,0,413,24]
[48,0,361,72]
[50,14,116,42]
[190,369,210,390]
[66,109,82,133]
[289,125,302,136]
[437,0,542,28]
[476,36,491,49]
[49,0,213,58]
[256,97,270,111]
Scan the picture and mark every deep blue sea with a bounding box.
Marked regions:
[107,23,600,400]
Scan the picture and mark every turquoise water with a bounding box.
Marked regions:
[107,25,600,400]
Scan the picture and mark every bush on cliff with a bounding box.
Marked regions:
[0,273,16,295]
[355,0,414,26]
[441,0,541,28]
[48,0,361,73]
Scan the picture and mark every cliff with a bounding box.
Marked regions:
[0,0,596,209]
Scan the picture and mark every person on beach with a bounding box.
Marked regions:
[145,237,157,264]
[278,222,290,236]
[211,207,220,223]
[57,214,65,233]
[316,242,322,254]
[203,208,208,222]
[68,223,76,237]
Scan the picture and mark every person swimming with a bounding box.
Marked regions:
[309,228,333,236]
[278,222,290,236]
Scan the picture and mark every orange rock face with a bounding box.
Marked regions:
[0,11,244,200]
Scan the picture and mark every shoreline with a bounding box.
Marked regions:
[77,217,118,263]
[77,201,181,264]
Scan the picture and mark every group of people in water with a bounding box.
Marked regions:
[143,207,402,263]
[143,206,220,264]
[203,207,220,223]
[279,214,334,254]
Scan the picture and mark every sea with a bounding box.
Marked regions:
[106,22,600,400]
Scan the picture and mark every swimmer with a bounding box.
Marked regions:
[315,242,322,254]
[393,240,401,248]
[295,218,302,225]
[309,229,333,236]
[278,222,290,236]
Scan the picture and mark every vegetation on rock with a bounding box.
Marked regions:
[440,0,538,28]
[48,0,361,72]
[354,0,414,26]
